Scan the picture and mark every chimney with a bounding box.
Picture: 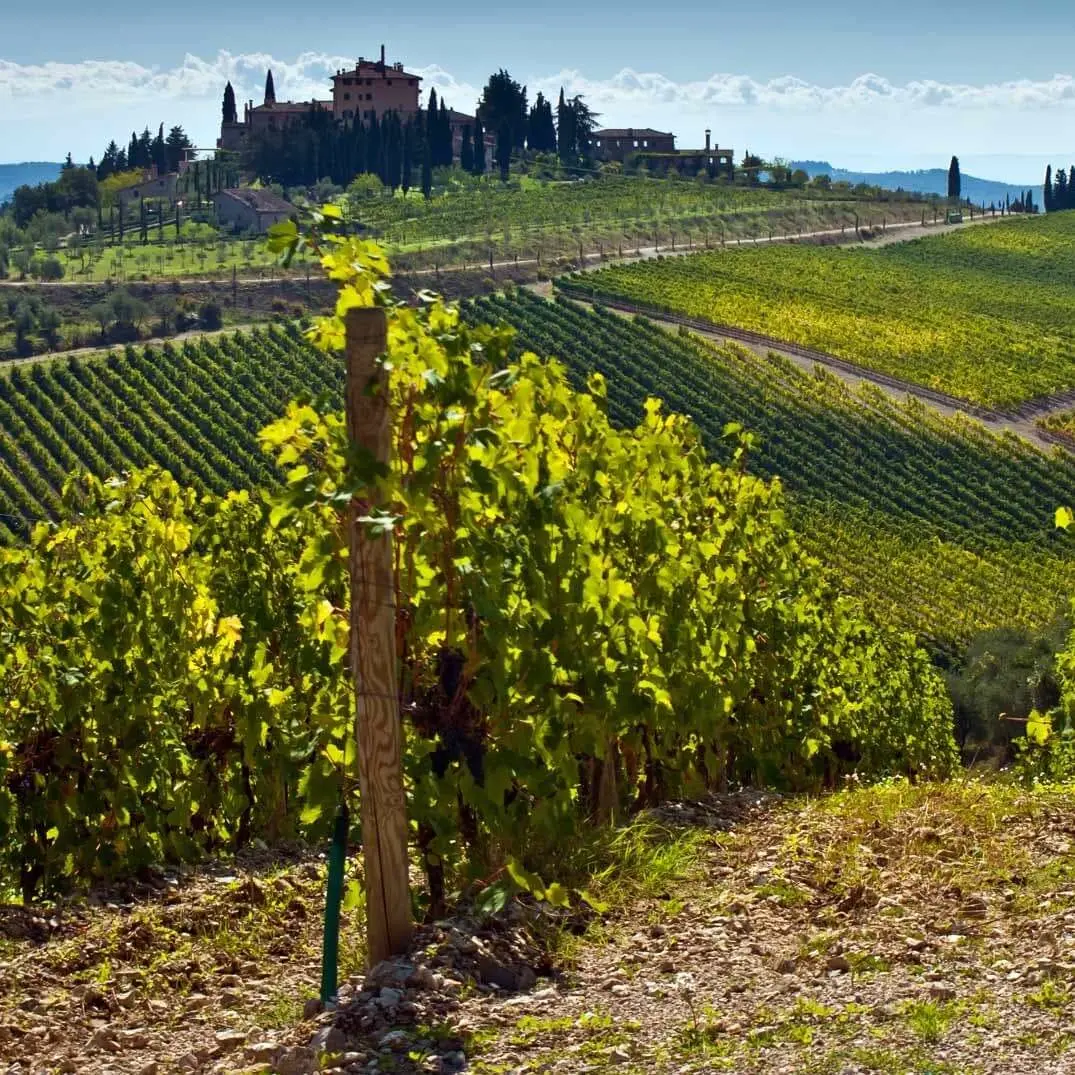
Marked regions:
[705,129,711,152]
[380,44,386,67]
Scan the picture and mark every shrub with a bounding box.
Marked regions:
[199,301,223,330]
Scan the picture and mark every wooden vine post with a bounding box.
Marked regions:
[345,307,413,968]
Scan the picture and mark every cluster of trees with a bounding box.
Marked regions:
[6,161,99,228]
[243,106,425,193]
[1003,190,1038,214]
[1044,165,1075,213]
[95,125,193,180]
[4,295,62,355]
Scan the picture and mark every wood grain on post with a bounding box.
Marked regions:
[345,306,413,967]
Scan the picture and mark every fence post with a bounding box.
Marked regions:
[344,307,413,969]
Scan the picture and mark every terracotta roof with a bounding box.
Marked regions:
[251,100,332,112]
[333,61,422,81]
[594,128,674,139]
[214,188,293,215]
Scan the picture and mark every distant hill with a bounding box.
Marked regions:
[0,162,64,206]
[789,160,1038,207]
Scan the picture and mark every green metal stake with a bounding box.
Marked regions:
[320,802,349,1006]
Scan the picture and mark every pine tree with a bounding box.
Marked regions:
[223,82,238,125]
[461,125,474,173]
[947,156,961,201]
[62,152,75,171]
[264,69,276,106]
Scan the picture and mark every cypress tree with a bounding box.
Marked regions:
[402,119,414,194]
[557,88,575,166]
[426,88,439,167]
[1056,168,1068,211]
[439,100,452,167]
[947,156,961,201]
[496,125,511,181]
[421,143,433,199]
[264,69,276,106]
[461,125,474,173]
[472,119,486,175]
[1044,165,1053,212]
[223,82,237,125]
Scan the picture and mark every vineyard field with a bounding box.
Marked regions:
[0,324,339,542]
[561,212,1075,408]
[351,175,931,248]
[468,292,1075,641]
[3,297,1074,642]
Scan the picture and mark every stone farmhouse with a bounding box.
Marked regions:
[592,128,677,162]
[593,128,734,178]
[212,187,294,234]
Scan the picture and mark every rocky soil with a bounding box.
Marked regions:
[3,781,1075,1075]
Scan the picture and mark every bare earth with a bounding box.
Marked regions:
[4,782,1075,1075]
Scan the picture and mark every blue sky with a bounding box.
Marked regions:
[2,0,1073,182]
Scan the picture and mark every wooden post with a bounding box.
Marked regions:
[345,307,413,968]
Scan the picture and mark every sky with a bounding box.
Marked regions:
[2,0,1073,184]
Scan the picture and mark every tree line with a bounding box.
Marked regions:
[95,125,194,180]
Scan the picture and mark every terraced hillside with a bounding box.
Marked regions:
[561,212,1075,408]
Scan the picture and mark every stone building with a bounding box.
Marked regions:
[212,187,294,234]
[637,131,734,178]
[218,47,421,152]
[592,128,677,163]
[331,47,422,122]
[116,172,179,207]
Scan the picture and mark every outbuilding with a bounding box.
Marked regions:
[212,187,294,234]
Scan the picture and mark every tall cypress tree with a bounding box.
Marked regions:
[1055,168,1068,211]
[438,99,452,167]
[421,142,433,199]
[1044,165,1053,212]
[426,88,439,167]
[223,82,237,125]
[264,69,276,106]
[402,119,415,194]
[152,124,167,174]
[472,119,486,175]
[947,156,961,201]
[495,125,511,181]
[460,125,474,173]
[557,88,575,166]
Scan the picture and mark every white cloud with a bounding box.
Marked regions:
[0,51,1071,179]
